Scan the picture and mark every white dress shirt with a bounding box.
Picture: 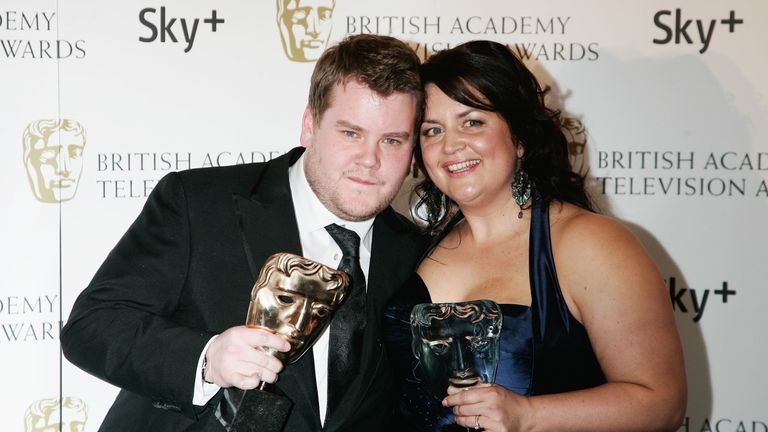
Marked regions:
[194,153,374,426]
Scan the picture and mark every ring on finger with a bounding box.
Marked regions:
[474,414,481,430]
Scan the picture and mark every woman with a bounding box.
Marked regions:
[383,40,686,431]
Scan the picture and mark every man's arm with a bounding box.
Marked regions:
[61,172,214,418]
[61,172,289,419]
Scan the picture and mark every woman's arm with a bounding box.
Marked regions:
[444,210,686,432]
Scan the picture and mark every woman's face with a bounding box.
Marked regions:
[420,84,522,210]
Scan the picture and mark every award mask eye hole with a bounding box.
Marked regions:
[289,9,309,23]
[313,305,330,318]
[468,336,490,352]
[277,294,295,305]
[426,338,452,356]
[70,146,84,158]
[39,149,58,162]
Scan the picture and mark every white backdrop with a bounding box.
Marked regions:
[1,1,766,430]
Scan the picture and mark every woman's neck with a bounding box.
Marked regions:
[457,194,530,245]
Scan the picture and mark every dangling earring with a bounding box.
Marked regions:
[439,191,448,218]
[511,160,531,219]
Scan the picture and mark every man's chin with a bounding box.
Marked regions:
[334,201,388,222]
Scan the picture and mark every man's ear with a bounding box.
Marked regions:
[300,106,314,148]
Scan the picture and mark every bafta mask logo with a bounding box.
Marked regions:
[276,0,335,62]
[246,252,349,363]
[411,300,502,398]
[562,117,588,175]
[24,397,88,432]
[22,119,87,203]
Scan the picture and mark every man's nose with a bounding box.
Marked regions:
[356,140,381,170]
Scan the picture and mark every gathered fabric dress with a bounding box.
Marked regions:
[383,198,606,431]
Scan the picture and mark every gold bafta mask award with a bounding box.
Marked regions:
[232,252,349,431]
[246,252,349,363]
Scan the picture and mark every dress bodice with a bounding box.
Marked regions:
[382,199,606,431]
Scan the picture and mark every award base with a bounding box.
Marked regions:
[231,389,293,432]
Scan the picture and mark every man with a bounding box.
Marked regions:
[276,0,335,62]
[23,119,86,203]
[61,34,423,431]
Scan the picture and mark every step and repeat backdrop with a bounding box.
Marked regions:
[1,0,766,430]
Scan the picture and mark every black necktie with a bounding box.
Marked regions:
[324,223,367,417]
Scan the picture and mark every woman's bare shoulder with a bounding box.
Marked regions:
[550,202,647,262]
[549,202,663,308]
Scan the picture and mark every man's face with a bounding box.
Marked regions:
[29,406,86,432]
[246,258,345,362]
[278,0,335,62]
[301,80,416,221]
[411,301,502,398]
[26,129,85,203]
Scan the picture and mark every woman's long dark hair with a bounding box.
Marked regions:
[414,40,593,232]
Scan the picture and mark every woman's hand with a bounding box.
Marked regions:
[443,384,532,432]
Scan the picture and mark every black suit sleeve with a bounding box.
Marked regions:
[61,172,215,419]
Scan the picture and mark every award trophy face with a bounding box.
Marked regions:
[411,300,502,398]
[232,252,349,431]
[246,252,350,363]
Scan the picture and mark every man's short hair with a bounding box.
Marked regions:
[308,34,423,135]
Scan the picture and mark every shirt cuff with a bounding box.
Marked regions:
[193,335,221,406]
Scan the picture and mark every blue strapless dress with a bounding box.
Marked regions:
[382,199,606,431]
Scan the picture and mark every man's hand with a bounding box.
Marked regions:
[203,326,291,389]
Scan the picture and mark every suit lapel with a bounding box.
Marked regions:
[232,147,321,428]
[233,148,303,279]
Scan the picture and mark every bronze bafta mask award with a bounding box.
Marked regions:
[232,252,349,431]
[245,252,349,364]
[411,300,502,398]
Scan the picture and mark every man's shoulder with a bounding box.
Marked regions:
[176,162,264,183]
[376,207,424,243]
[169,148,301,191]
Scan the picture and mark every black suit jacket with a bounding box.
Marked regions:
[61,147,421,431]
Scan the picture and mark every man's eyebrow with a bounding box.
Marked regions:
[335,120,364,132]
[384,131,411,139]
[336,120,411,139]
